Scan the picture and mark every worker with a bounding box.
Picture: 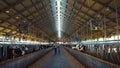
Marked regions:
[54,43,57,55]
[57,44,60,54]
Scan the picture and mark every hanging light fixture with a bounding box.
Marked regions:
[16,16,19,19]
[5,10,10,14]
[0,20,2,23]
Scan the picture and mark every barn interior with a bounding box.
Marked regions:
[0,0,120,68]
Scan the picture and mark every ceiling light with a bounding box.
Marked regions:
[5,10,10,13]
[23,20,26,23]
[16,16,19,19]
[0,20,2,23]
[97,14,100,18]
[106,7,109,11]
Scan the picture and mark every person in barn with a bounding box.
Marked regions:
[57,43,60,54]
[53,43,57,55]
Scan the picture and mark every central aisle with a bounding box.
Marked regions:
[29,47,85,68]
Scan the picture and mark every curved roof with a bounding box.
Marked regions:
[0,0,120,42]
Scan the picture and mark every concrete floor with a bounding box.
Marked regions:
[28,47,85,68]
